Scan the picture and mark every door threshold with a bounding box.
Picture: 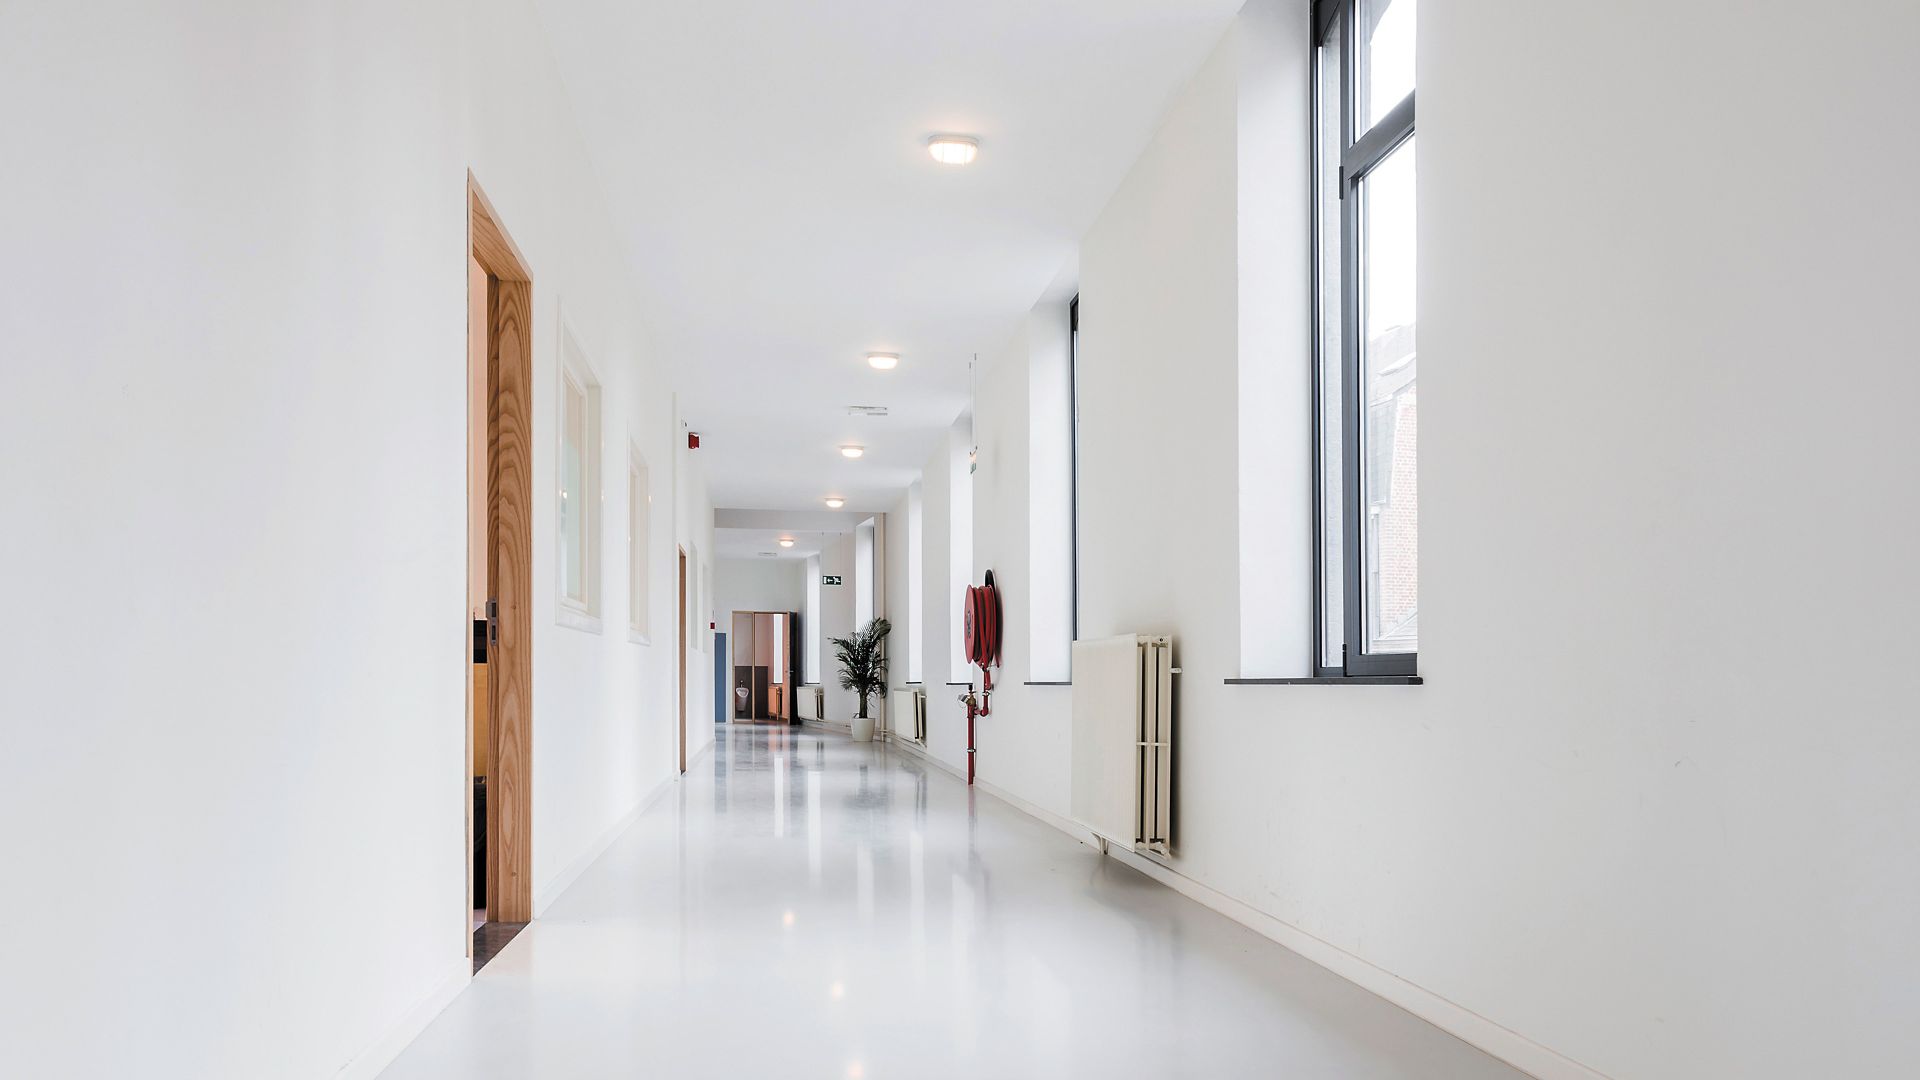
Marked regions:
[473,920,528,973]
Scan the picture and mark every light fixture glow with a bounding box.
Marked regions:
[779,537,796,548]
[865,352,899,371]
[839,445,865,459]
[927,134,979,166]
[824,497,846,509]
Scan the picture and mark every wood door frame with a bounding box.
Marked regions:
[470,174,535,926]
[678,547,688,773]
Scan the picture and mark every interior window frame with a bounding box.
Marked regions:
[1313,0,1418,678]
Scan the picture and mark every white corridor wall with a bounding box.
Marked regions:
[0,2,712,1077]
[947,1,1920,1078]
[715,557,806,619]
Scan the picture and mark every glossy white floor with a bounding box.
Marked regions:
[382,725,1524,1079]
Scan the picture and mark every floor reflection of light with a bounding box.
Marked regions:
[951,873,978,1051]
[951,873,974,983]
[856,842,874,921]
[910,828,926,980]
[807,768,822,885]
[773,754,787,837]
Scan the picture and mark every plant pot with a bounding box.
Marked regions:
[850,713,875,742]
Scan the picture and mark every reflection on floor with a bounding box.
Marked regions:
[384,725,1523,1079]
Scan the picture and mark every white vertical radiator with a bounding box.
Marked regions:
[1070,634,1175,857]
[889,687,927,745]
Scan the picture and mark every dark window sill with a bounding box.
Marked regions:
[944,681,972,687]
[1225,676,1423,686]
[1023,681,1072,686]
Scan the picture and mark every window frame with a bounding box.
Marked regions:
[687,543,702,649]
[556,320,603,632]
[1069,294,1081,644]
[854,518,876,629]
[906,481,924,683]
[1313,0,1417,678]
[947,426,974,684]
[628,441,651,643]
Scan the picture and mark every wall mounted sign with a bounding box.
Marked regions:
[822,575,844,586]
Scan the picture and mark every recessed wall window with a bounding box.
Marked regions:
[948,424,974,683]
[1024,299,1075,682]
[689,543,703,650]
[628,444,651,641]
[1070,295,1081,643]
[855,519,876,628]
[907,481,924,683]
[558,324,602,630]
[701,559,712,653]
[1314,0,1416,676]
[805,554,822,683]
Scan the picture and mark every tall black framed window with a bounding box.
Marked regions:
[1314,0,1417,677]
[1069,294,1081,643]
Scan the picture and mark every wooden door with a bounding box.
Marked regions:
[471,176,534,925]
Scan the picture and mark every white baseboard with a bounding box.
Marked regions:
[974,777,1079,834]
[534,740,716,914]
[332,958,469,1080]
[883,731,968,782]
[964,777,1608,1080]
[1098,845,1607,1080]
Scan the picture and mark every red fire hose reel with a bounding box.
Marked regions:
[963,569,1002,697]
[959,570,1001,784]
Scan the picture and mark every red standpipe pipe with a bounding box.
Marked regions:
[965,691,976,785]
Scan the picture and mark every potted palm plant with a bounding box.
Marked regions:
[830,617,891,742]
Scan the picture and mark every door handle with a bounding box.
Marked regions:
[486,599,499,650]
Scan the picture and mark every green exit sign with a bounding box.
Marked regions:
[822,575,844,586]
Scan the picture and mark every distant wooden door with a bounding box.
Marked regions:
[471,176,534,925]
[678,548,688,773]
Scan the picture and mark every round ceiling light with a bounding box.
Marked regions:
[927,134,979,166]
[866,352,899,370]
[839,445,865,459]
[824,497,846,509]
[778,537,796,548]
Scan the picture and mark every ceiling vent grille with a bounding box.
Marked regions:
[846,405,889,417]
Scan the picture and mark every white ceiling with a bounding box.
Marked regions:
[714,528,836,561]
[713,508,863,560]
[533,0,1243,513]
